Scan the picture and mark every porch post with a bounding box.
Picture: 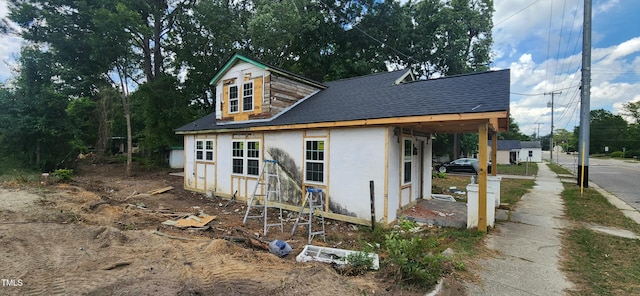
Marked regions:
[491,131,498,176]
[478,123,489,232]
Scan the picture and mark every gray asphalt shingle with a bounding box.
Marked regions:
[176,69,510,132]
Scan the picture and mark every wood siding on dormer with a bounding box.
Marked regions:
[215,62,321,123]
[267,73,319,115]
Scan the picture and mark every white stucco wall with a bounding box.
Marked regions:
[328,127,386,222]
[183,126,433,224]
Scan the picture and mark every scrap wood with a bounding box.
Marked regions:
[161,213,216,228]
[146,186,174,195]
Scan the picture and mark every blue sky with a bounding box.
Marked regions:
[1,0,639,137]
[492,0,640,136]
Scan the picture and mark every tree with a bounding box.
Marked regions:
[0,46,73,170]
[621,100,640,124]
[498,117,531,141]
[553,128,574,152]
[134,75,192,162]
[589,109,628,154]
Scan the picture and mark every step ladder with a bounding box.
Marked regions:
[291,188,326,244]
[242,159,284,236]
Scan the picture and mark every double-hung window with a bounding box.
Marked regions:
[232,141,244,174]
[196,140,214,162]
[229,85,239,113]
[242,82,253,112]
[403,139,412,184]
[232,140,260,176]
[305,139,325,183]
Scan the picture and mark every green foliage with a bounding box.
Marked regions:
[51,169,74,182]
[610,151,623,158]
[340,252,375,276]
[383,231,444,288]
[432,171,447,178]
[133,75,192,163]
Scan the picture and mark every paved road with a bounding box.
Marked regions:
[547,151,640,211]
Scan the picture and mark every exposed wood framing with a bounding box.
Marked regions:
[478,123,489,232]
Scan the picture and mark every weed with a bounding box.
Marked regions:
[51,169,74,182]
[338,252,375,276]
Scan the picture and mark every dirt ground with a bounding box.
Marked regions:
[0,161,466,295]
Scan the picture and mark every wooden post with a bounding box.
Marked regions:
[370,180,376,230]
[478,123,489,232]
[491,131,498,176]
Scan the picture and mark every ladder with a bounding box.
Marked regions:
[291,188,326,244]
[242,159,284,236]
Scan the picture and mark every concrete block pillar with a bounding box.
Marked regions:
[488,176,502,208]
[467,184,496,229]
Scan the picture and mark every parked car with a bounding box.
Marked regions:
[436,158,492,174]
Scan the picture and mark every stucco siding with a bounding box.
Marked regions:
[328,127,386,221]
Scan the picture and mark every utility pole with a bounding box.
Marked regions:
[545,91,562,164]
[534,122,542,140]
[578,0,592,188]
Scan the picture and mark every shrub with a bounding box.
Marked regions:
[51,169,74,182]
[383,231,444,288]
[610,151,623,158]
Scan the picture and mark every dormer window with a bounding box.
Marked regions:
[229,85,239,113]
[242,82,253,111]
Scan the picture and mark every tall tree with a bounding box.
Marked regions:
[0,46,73,170]
[588,109,628,153]
[498,117,531,141]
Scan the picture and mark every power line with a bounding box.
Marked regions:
[495,0,542,26]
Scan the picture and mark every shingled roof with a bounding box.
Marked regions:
[176,68,510,133]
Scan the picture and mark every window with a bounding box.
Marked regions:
[229,85,239,113]
[232,141,243,174]
[232,140,260,176]
[196,140,214,161]
[196,140,204,160]
[242,82,253,111]
[247,141,260,176]
[305,140,325,183]
[403,139,412,184]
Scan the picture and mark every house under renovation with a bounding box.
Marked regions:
[176,54,510,226]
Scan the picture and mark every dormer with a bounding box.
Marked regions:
[210,54,326,123]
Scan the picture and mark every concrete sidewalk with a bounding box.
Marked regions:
[464,163,573,295]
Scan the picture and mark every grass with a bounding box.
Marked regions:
[562,185,640,233]
[561,183,640,295]
[0,157,40,185]
[547,162,572,175]
[496,162,538,176]
[565,229,640,295]
[432,174,535,207]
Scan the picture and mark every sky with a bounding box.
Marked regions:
[491,0,640,137]
[1,0,639,138]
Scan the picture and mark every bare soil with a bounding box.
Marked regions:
[0,161,468,295]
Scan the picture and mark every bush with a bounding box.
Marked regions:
[624,150,640,159]
[610,151,623,158]
[383,231,444,288]
[51,169,74,182]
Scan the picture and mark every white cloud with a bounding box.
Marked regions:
[493,0,640,136]
[0,2,23,82]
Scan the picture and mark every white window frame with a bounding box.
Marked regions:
[231,140,261,176]
[403,138,412,184]
[242,81,254,112]
[228,85,239,114]
[304,139,326,184]
[195,140,215,162]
